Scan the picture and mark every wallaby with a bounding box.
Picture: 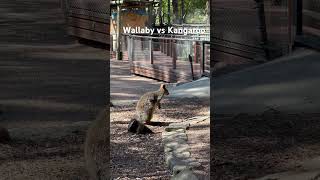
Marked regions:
[135,84,169,124]
[84,109,109,180]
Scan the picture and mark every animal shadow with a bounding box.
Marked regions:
[147,121,172,127]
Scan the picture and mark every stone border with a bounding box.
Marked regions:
[111,100,138,107]
[162,122,201,180]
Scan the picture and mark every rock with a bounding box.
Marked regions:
[172,165,192,176]
[165,125,187,132]
[260,108,283,121]
[163,131,188,143]
[128,119,153,134]
[171,169,199,180]
[128,119,139,133]
[0,126,10,143]
[167,123,190,131]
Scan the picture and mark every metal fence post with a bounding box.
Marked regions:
[127,35,130,61]
[288,0,294,53]
[167,39,170,56]
[164,39,167,54]
[130,37,134,64]
[149,39,153,64]
[172,40,176,69]
[297,0,303,35]
[201,42,205,75]
[194,42,197,63]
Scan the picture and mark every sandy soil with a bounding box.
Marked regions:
[211,109,320,180]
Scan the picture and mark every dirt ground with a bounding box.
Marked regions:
[187,117,210,179]
[211,109,320,180]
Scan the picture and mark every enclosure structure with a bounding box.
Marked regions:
[110,0,210,83]
[211,0,320,76]
[123,34,210,82]
[295,0,320,49]
[110,0,157,59]
[62,0,110,46]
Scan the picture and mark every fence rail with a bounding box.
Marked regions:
[122,34,210,82]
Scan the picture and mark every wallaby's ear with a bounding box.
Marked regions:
[160,84,166,89]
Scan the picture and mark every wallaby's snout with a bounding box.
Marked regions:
[160,84,169,95]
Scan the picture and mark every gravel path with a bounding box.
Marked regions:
[110,105,170,179]
[0,132,90,179]
[187,117,210,179]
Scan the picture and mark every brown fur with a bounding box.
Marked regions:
[84,109,109,180]
[135,84,169,124]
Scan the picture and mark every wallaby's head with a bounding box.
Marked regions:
[160,84,169,95]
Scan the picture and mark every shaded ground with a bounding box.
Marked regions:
[212,110,320,180]
[0,0,107,178]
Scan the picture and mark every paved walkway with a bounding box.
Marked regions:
[110,59,163,105]
[214,49,320,114]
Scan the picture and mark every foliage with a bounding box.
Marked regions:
[159,0,209,25]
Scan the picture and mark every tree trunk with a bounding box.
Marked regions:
[206,0,210,24]
[167,0,171,24]
[181,0,184,24]
[159,0,163,25]
[172,0,179,24]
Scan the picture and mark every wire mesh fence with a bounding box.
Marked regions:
[303,0,320,36]
[66,0,110,20]
[122,34,210,81]
[211,0,293,76]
